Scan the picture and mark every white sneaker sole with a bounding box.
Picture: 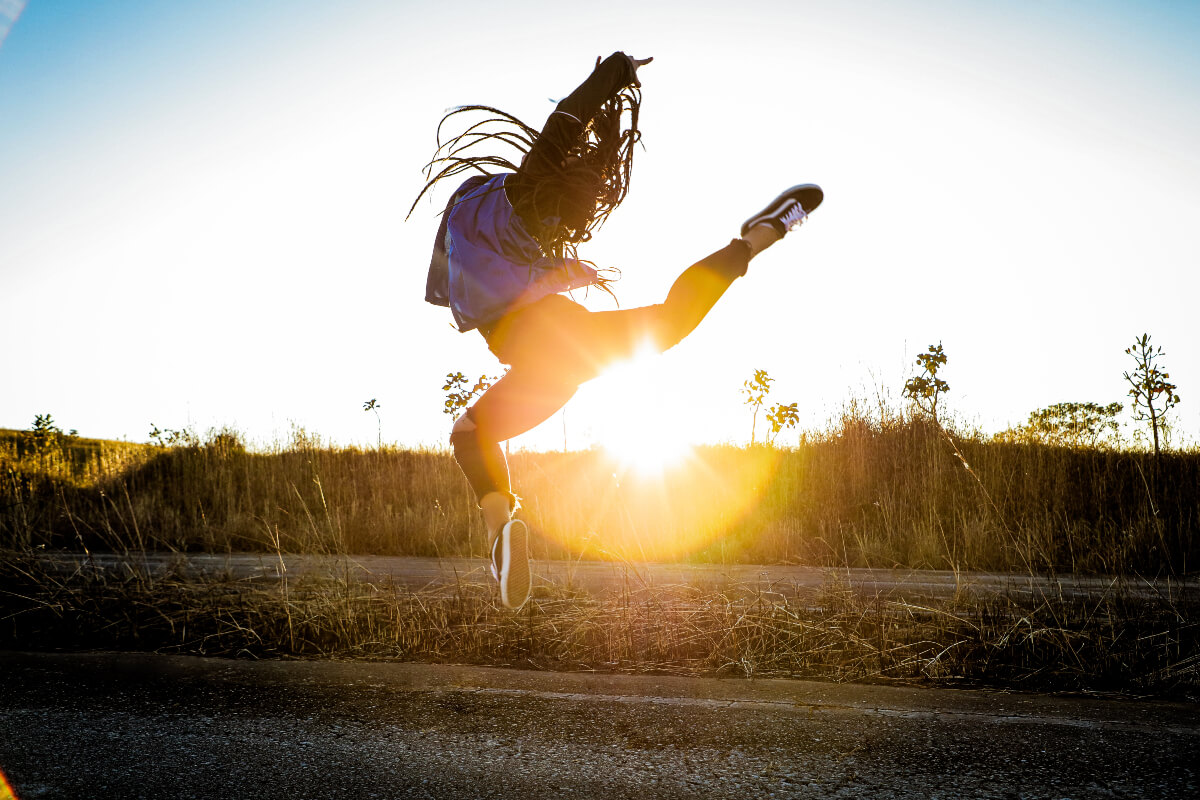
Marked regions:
[497,519,531,610]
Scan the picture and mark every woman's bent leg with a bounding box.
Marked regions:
[451,365,580,505]
[453,368,571,612]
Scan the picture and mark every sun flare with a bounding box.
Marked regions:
[586,343,694,477]
[601,418,694,477]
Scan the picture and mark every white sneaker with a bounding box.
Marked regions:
[491,519,531,610]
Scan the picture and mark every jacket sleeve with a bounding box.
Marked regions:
[554,52,639,128]
[519,53,639,179]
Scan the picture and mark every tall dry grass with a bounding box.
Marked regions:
[2,414,1196,575]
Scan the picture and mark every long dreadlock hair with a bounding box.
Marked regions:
[408,85,642,269]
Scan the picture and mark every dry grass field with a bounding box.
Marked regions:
[2,418,1197,696]
[3,415,1196,574]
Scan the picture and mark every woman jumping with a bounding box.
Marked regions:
[412,52,822,609]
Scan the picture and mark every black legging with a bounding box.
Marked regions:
[452,238,751,502]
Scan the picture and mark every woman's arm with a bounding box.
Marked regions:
[520,52,650,180]
[555,52,649,128]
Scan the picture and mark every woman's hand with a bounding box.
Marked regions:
[597,53,653,87]
[626,54,652,86]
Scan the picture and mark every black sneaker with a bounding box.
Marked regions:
[491,519,531,610]
[740,184,823,237]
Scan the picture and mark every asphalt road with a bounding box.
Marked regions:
[1,651,1197,799]
[37,552,1200,604]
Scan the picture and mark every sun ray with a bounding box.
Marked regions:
[586,342,694,477]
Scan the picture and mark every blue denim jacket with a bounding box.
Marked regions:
[425,174,598,333]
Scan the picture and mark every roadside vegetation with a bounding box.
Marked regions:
[3,406,1196,573]
[1,333,1195,696]
[3,411,1198,696]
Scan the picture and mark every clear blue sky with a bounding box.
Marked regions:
[2,0,1198,450]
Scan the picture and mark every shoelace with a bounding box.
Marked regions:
[781,203,808,232]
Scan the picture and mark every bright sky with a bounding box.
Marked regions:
[2,0,1197,451]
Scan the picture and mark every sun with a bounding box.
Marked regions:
[601,412,695,477]
[583,342,695,476]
